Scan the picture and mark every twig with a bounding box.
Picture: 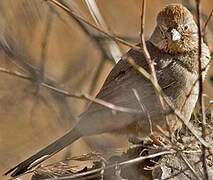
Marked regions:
[139,0,157,82]
[196,1,209,179]
[202,9,213,35]
[0,66,140,114]
[179,153,201,180]
[132,88,153,134]
[0,67,32,80]
[181,60,212,111]
[41,83,140,113]
[139,0,172,139]
[46,0,140,51]
[183,0,213,34]
[84,0,122,50]
[42,150,176,180]
[133,3,206,177]
[162,154,211,180]
[64,0,121,63]
[83,0,121,94]
[127,57,210,148]
[157,120,201,180]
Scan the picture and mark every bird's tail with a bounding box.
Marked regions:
[4,129,80,177]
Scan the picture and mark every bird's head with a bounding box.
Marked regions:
[150,4,198,54]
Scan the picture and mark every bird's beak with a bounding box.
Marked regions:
[167,29,181,42]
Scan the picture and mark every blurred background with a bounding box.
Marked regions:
[0,0,212,178]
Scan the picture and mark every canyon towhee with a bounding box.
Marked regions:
[5,4,211,177]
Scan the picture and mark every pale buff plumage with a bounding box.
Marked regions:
[5,4,211,177]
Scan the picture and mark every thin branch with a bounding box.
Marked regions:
[139,0,172,139]
[139,0,157,82]
[59,0,120,63]
[46,0,140,51]
[181,60,212,111]
[132,88,153,134]
[157,121,201,180]
[183,0,213,34]
[0,67,32,80]
[196,1,209,179]
[83,0,122,94]
[140,0,145,46]
[127,57,210,148]
[84,0,123,62]
[128,52,210,179]
[179,153,201,180]
[43,150,176,180]
[162,159,203,180]
[202,9,213,35]
[0,67,140,114]
[41,83,140,113]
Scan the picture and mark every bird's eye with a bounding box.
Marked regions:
[184,25,189,30]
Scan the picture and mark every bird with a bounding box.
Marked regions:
[4,3,211,177]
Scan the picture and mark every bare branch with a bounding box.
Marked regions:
[196,1,209,179]
[46,0,140,51]
[139,0,172,139]
[132,88,153,134]
[179,153,201,180]
[84,0,122,62]
[43,150,176,180]
[0,66,140,114]
[202,9,213,35]
[126,56,210,148]
[181,60,212,111]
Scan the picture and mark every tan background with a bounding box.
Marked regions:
[0,0,212,179]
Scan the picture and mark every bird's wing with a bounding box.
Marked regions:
[77,42,166,136]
